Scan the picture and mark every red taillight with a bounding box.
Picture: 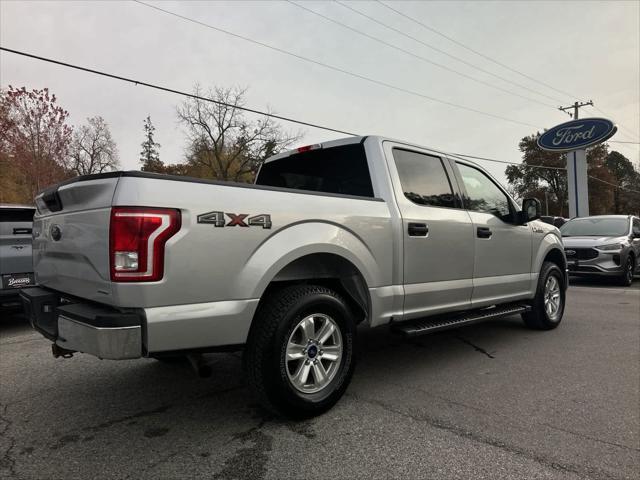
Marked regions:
[109,207,181,282]
[296,144,322,153]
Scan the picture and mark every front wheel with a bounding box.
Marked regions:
[617,255,635,287]
[522,261,566,330]
[244,285,356,418]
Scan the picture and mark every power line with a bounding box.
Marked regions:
[588,175,640,194]
[370,0,639,146]
[0,46,358,136]
[376,0,577,102]
[332,0,565,106]
[288,0,558,108]
[451,153,640,194]
[3,46,637,194]
[372,1,640,145]
[591,105,640,141]
[449,152,566,171]
[132,0,541,129]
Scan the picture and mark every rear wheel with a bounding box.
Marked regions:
[522,261,565,330]
[617,255,635,287]
[244,285,356,418]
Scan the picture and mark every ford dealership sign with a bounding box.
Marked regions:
[537,117,617,152]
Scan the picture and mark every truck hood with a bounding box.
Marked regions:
[561,236,627,248]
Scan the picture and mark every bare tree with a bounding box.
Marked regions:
[67,116,119,175]
[177,85,301,182]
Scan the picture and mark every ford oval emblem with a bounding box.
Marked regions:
[538,117,617,152]
[50,224,62,241]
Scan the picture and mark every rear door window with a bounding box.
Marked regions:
[392,149,458,208]
[256,143,374,198]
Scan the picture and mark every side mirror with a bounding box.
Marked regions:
[518,198,541,224]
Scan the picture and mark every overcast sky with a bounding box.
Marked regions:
[1,0,639,183]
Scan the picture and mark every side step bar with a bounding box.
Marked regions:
[392,303,531,337]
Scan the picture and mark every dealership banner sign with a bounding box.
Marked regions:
[537,117,617,152]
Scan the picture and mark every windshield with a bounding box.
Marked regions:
[560,217,629,237]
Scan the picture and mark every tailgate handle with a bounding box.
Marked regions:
[408,223,429,237]
[13,228,32,235]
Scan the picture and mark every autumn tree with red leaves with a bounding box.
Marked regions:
[0,86,73,203]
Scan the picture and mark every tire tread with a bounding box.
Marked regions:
[522,261,565,330]
[244,284,348,416]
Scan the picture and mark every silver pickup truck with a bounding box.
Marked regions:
[21,136,567,417]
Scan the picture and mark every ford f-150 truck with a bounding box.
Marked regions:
[21,136,567,417]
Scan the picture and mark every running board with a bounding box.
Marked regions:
[392,303,531,338]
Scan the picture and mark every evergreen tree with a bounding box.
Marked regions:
[140,115,163,172]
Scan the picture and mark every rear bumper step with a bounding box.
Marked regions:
[392,303,531,337]
[20,287,143,360]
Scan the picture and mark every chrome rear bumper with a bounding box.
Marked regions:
[56,315,142,359]
[20,287,143,360]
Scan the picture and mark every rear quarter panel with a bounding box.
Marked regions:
[110,177,395,309]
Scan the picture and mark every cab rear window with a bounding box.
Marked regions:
[256,144,374,198]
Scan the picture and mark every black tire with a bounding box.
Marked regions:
[617,255,635,287]
[244,284,356,418]
[522,261,566,330]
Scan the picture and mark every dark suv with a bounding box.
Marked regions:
[1,204,36,307]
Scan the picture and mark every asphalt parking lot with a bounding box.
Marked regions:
[1,280,638,480]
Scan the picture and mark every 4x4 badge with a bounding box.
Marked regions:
[197,211,272,229]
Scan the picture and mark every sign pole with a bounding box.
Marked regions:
[557,101,593,218]
[566,148,589,218]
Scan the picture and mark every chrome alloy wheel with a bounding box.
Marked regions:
[543,275,562,321]
[625,258,634,284]
[285,314,343,394]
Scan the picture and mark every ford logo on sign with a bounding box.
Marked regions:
[537,117,617,152]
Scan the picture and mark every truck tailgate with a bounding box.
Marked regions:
[33,176,119,303]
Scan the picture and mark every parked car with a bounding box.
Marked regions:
[1,204,36,308]
[561,215,640,286]
[21,136,567,417]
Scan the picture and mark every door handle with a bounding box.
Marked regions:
[477,227,492,239]
[408,223,429,237]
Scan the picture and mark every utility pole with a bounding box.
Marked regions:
[558,100,593,119]
[558,100,594,217]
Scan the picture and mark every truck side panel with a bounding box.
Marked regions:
[110,176,394,308]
